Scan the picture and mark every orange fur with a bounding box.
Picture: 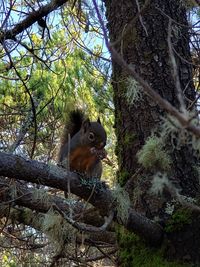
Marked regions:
[69,146,97,173]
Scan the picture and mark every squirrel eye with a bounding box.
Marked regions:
[88,132,95,141]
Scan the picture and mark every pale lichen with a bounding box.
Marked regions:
[165,202,175,215]
[32,188,51,206]
[137,136,172,170]
[112,184,130,223]
[41,208,75,252]
[124,77,143,105]
[160,115,200,155]
[150,173,173,196]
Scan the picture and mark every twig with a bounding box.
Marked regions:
[167,19,186,114]
[53,204,114,233]
[15,38,57,74]
[0,0,69,42]
[12,66,38,159]
[135,0,148,37]
[9,109,36,153]
[88,239,117,264]
[83,184,96,212]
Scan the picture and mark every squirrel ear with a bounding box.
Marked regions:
[97,117,101,124]
[82,118,91,132]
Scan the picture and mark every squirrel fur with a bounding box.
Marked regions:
[58,109,107,178]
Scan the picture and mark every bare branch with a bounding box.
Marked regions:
[53,204,114,233]
[135,0,148,37]
[0,0,69,43]
[0,178,117,247]
[9,108,36,153]
[167,19,186,114]
[12,66,38,159]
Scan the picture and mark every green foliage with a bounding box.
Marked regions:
[2,254,17,267]
[0,42,114,162]
[137,136,171,171]
[165,208,192,233]
[117,227,190,267]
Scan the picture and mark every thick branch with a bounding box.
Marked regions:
[0,0,68,42]
[0,152,163,244]
[0,152,113,213]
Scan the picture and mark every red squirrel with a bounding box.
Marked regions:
[58,110,107,179]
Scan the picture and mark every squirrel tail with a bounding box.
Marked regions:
[67,109,85,137]
[58,109,85,163]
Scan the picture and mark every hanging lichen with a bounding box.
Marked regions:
[41,208,76,252]
[124,76,144,105]
[137,136,172,171]
[112,184,130,223]
[150,172,174,196]
[160,115,200,155]
[32,188,51,206]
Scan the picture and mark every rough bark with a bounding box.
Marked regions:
[104,0,197,190]
[104,0,200,264]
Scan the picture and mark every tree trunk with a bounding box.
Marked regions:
[104,0,200,265]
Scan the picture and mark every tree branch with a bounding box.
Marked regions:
[0,179,116,246]
[0,152,163,244]
[0,206,116,247]
[0,0,69,43]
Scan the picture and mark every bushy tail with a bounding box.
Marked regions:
[58,109,85,164]
[67,109,85,137]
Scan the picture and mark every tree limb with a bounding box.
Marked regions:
[0,0,69,43]
[0,152,163,244]
[0,206,116,246]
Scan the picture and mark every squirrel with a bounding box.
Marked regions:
[58,109,107,179]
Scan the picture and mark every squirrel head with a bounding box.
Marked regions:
[80,118,107,149]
